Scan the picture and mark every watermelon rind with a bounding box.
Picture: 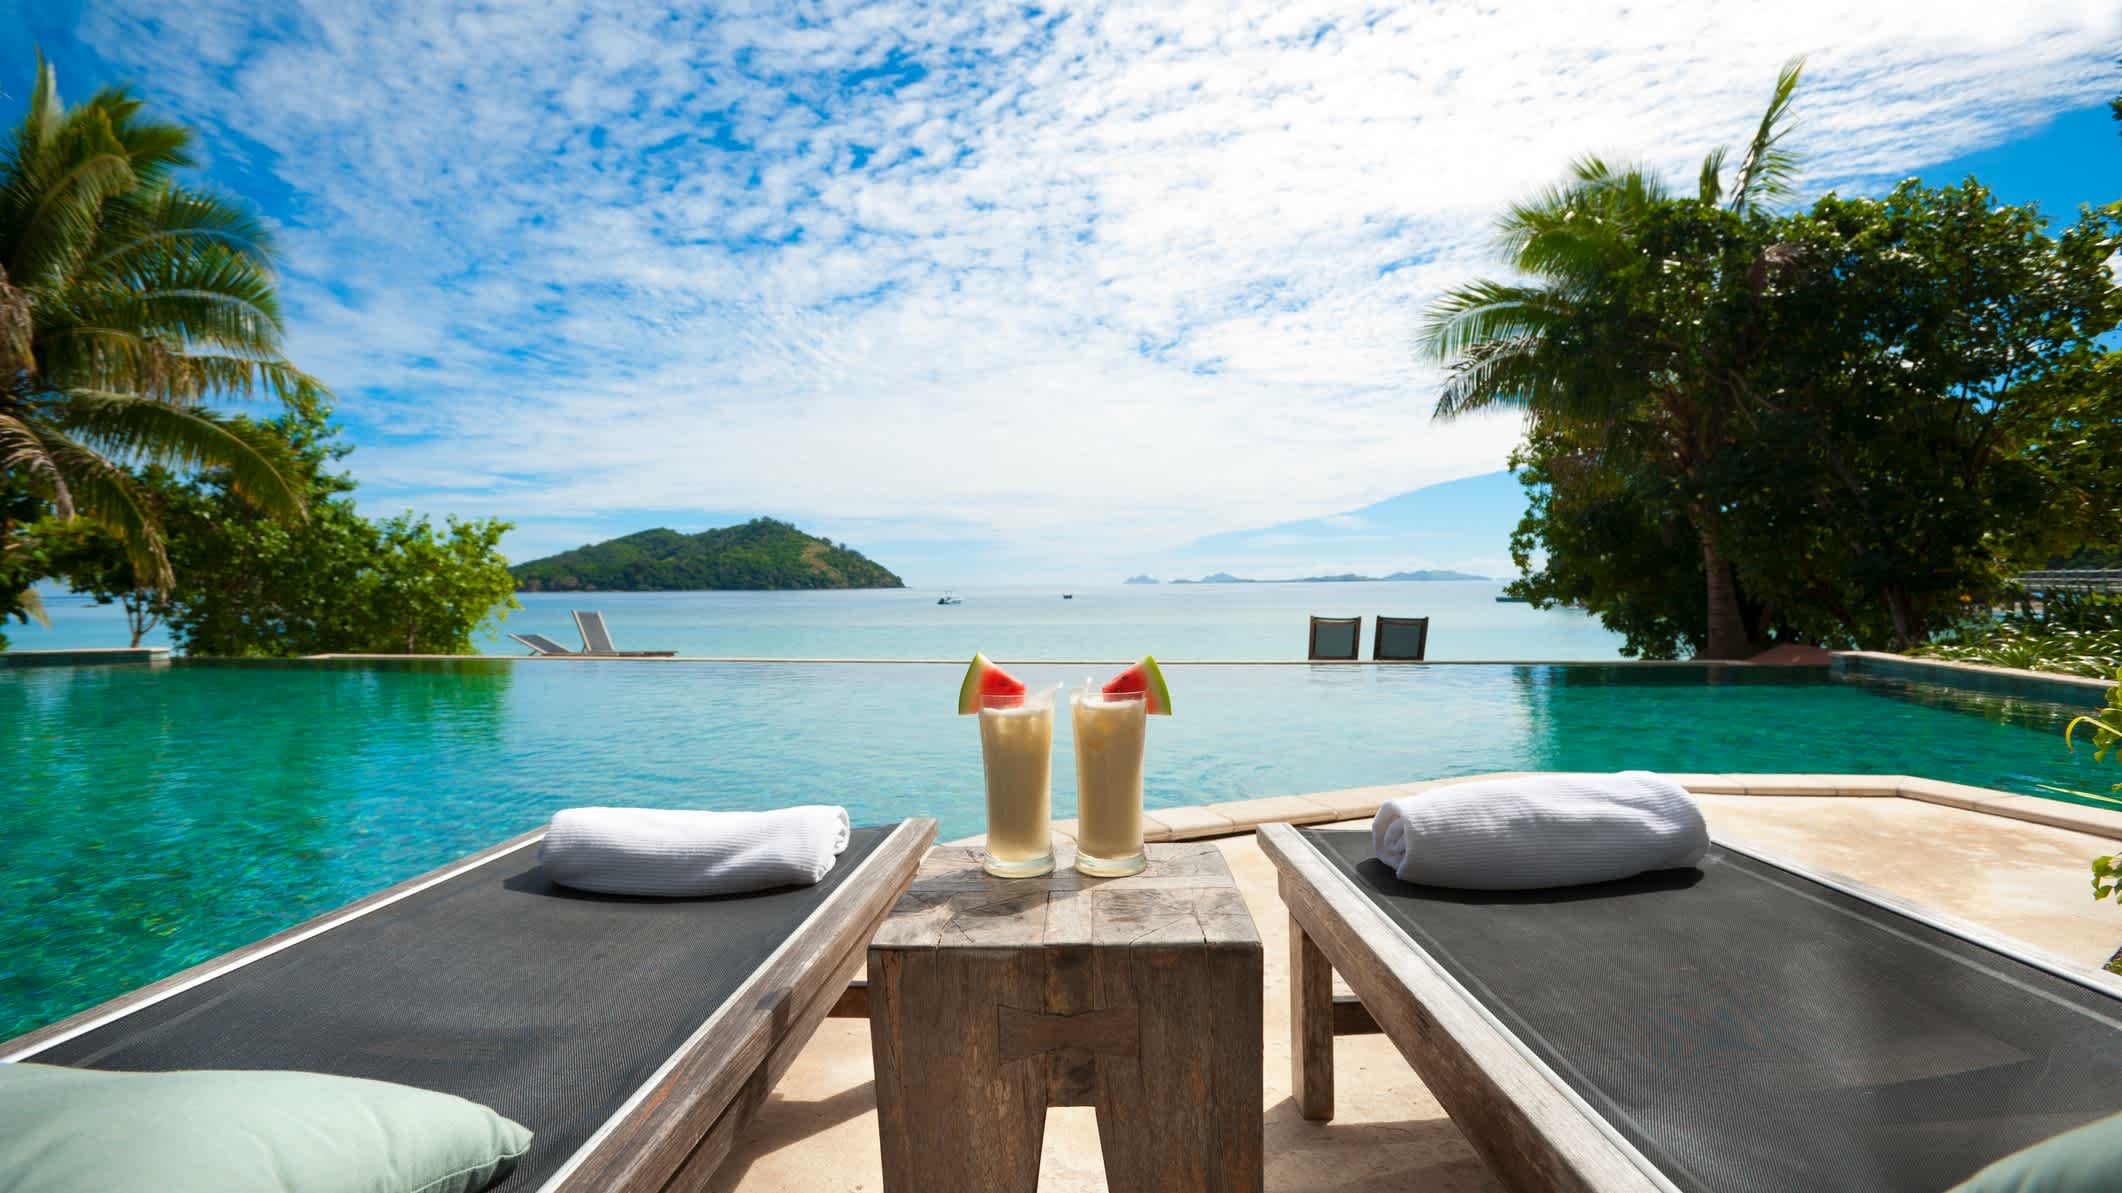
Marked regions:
[1102,654,1174,715]
[958,652,991,715]
[958,652,1027,714]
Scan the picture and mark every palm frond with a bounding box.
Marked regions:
[36,426,171,586]
[16,586,49,628]
[86,184,274,277]
[1698,146,1727,206]
[0,410,71,514]
[52,391,305,520]
[1728,57,1805,214]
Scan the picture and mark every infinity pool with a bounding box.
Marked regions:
[1,660,2111,1038]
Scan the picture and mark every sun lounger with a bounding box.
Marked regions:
[1260,821,2122,1193]
[508,632,577,656]
[573,610,676,657]
[1307,615,1361,661]
[2,817,937,1192]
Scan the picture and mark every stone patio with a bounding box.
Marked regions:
[707,787,2122,1193]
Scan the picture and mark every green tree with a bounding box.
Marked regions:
[1419,61,1804,659]
[0,53,315,623]
[150,409,517,657]
[1719,185,2122,647]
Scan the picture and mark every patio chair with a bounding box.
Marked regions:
[3,817,938,1192]
[1307,615,1361,661]
[1260,820,2122,1193]
[507,632,577,656]
[1372,615,1430,661]
[572,610,676,657]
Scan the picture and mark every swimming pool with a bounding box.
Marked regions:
[2,659,2112,1039]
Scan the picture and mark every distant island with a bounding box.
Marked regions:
[1123,574,1159,585]
[1168,569,1488,584]
[512,518,904,592]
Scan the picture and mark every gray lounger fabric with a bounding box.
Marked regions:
[26,827,893,1192]
[1302,828,2122,1193]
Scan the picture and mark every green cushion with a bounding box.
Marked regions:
[1948,1112,2122,1192]
[0,1062,532,1193]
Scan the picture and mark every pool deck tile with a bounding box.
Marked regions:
[1738,774,1903,796]
[1897,777,2010,811]
[1965,795,2122,842]
[1145,804,1238,838]
[1203,794,1344,830]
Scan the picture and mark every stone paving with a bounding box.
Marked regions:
[707,790,2122,1193]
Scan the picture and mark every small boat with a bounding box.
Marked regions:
[1062,593,1074,600]
[937,593,961,606]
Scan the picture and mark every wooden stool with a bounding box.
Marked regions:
[868,842,1264,1192]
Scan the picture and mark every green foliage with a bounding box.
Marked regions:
[0,53,320,605]
[73,408,518,657]
[511,519,903,592]
[2064,671,2122,909]
[1433,61,2122,659]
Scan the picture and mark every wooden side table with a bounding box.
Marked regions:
[868,841,1264,1192]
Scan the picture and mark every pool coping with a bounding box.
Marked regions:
[0,647,168,669]
[1833,650,2114,702]
[1023,772,2122,848]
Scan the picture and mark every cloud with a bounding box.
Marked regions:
[50,0,2122,572]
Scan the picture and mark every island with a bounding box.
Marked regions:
[1168,569,1488,584]
[1122,574,1160,585]
[511,518,904,592]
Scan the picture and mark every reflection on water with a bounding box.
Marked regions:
[1,659,2111,1039]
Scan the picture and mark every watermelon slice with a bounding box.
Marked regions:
[1101,655,1172,715]
[957,652,1027,714]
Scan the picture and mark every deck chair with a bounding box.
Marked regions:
[1307,615,1361,661]
[3,817,938,1192]
[508,632,576,656]
[572,610,676,657]
[1372,615,1429,661]
[1260,820,2122,1193]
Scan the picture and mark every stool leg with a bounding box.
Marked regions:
[871,947,1046,1192]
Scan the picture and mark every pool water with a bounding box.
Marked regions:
[1,660,2112,1039]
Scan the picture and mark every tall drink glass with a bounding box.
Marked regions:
[1071,688,1148,877]
[979,687,1056,878]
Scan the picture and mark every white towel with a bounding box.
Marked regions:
[1371,772,1707,890]
[538,805,851,897]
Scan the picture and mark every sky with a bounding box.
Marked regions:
[4,2,2120,586]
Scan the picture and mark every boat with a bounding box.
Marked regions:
[1062,594,1074,600]
[937,593,961,606]
[1494,595,1529,603]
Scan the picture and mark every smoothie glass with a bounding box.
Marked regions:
[1070,687,1149,877]
[979,686,1057,878]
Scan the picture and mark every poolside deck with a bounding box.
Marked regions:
[707,788,2122,1192]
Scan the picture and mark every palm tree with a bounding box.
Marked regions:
[0,53,316,600]
[1420,60,1803,659]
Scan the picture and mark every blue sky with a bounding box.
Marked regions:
[4,3,2119,585]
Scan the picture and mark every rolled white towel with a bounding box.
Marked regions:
[538,805,851,897]
[1371,772,1707,890]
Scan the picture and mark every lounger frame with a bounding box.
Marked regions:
[4,817,938,1193]
[1307,615,1361,661]
[1257,822,2122,1193]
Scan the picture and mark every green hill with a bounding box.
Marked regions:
[510,518,904,592]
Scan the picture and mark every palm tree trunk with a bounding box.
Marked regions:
[1698,532,1754,660]
[1882,585,1918,651]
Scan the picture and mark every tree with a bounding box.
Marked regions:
[148,409,518,657]
[1719,185,2122,648]
[1419,61,1805,659]
[0,53,316,624]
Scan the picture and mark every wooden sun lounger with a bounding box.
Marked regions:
[1260,822,2122,1193]
[3,817,937,1192]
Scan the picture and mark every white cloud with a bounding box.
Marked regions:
[57,0,2122,573]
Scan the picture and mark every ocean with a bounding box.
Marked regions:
[15,580,1627,661]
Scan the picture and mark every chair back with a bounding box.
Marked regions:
[1373,616,1430,661]
[509,632,575,656]
[1307,616,1361,661]
[573,610,619,654]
